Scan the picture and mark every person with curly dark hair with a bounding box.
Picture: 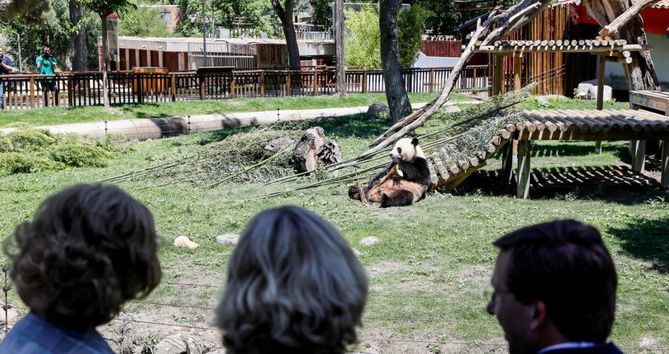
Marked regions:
[215,206,368,354]
[1,184,162,353]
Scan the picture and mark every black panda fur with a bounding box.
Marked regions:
[349,137,431,207]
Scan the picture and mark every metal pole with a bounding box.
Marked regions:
[201,0,208,67]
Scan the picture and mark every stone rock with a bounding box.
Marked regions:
[174,236,198,249]
[154,333,202,354]
[291,127,342,173]
[443,105,461,113]
[366,103,389,117]
[262,137,294,159]
[352,248,363,257]
[360,236,380,246]
[215,234,239,246]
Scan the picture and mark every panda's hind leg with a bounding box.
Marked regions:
[380,190,415,208]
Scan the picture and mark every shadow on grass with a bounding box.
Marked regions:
[607,217,669,274]
[452,165,668,205]
[196,112,390,146]
[489,142,628,159]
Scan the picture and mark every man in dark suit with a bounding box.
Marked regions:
[487,220,623,354]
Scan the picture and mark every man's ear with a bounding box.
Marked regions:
[411,137,419,146]
[529,300,548,330]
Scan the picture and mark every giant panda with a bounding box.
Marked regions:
[349,137,431,207]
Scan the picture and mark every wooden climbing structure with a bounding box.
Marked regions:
[428,104,669,198]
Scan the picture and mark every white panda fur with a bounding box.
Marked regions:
[348,137,431,207]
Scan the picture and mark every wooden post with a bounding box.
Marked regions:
[362,70,368,93]
[494,54,504,95]
[260,71,265,97]
[286,71,291,96]
[661,140,669,188]
[429,68,435,93]
[516,140,531,199]
[29,76,35,108]
[313,70,318,96]
[595,55,606,153]
[199,73,205,100]
[502,142,515,184]
[513,55,522,90]
[170,73,176,102]
[630,140,646,173]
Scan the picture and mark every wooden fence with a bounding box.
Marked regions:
[0,66,488,110]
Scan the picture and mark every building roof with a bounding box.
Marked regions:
[412,52,459,68]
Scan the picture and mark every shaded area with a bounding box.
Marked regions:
[196,113,391,146]
[607,217,669,274]
[452,165,668,204]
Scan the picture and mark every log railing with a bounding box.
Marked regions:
[0,66,489,110]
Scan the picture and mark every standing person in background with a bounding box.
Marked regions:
[0,47,15,110]
[36,45,59,106]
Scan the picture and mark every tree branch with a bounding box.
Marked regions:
[599,0,660,37]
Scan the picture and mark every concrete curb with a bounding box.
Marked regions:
[0,101,477,141]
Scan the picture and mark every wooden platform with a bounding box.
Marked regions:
[430,108,669,198]
[517,109,669,140]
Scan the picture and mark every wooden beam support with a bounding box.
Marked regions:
[596,55,605,153]
[502,141,515,184]
[597,55,606,110]
[494,54,504,96]
[514,55,522,90]
[630,139,646,173]
[661,140,669,188]
[516,140,531,199]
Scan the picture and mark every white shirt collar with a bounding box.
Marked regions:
[538,342,597,354]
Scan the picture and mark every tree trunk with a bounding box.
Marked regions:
[380,0,412,123]
[271,0,300,71]
[335,0,346,96]
[585,0,659,90]
[69,1,87,71]
[101,14,110,109]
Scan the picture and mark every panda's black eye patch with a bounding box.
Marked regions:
[397,147,402,154]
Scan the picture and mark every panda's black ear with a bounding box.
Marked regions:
[411,137,419,146]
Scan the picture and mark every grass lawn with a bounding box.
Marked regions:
[0,106,665,353]
[0,92,451,128]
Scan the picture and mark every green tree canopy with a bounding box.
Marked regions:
[397,4,428,68]
[344,5,381,69]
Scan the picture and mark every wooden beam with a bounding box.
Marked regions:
[596,55,605,153]
[630,139,646,173]
[516,140,531,199]
[662,140,669,188]
[502,141,515,184]
[514,55,522,90]
[476,43,649,54]
[494,54,504,95]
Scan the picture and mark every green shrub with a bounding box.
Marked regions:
[0,135,13,152]
[0,152,63,174]
[50,143,113,168]
[8,129,56,151]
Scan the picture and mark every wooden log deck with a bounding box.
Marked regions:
[430,108,669,198]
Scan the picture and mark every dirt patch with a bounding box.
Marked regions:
[367,261,413,279]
